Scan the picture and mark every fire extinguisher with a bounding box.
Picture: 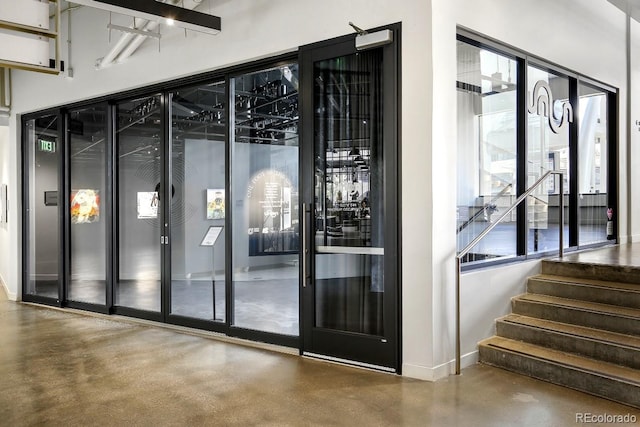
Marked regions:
[606,208,614,240]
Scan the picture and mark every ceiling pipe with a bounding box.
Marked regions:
[97,18,153,68]
[96,0,174,69]
[115,20,161,62]
[94,0,212,68]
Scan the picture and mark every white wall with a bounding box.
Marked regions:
[629,18,640,243]
[427,0,630,380]
[0,125,13,299]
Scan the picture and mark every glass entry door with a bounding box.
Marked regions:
[301,30,399,370]
[115,95,164,315]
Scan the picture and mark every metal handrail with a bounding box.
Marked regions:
[454,170,564,375]
[457,183,513,233]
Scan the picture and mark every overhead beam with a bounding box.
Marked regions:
[607,0,640,22]
[71,0,221,35]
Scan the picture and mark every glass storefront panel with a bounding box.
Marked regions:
[456,41,518,262]
[578,84,609,245]
[313,50,385,335]
[169,82,227,321]
[115,95,163,312]
[24,115,61,299]
[231,64,300,336]
[527,66,570,254]
[68,105,108,305]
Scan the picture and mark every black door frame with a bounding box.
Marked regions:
[299,23,402,372]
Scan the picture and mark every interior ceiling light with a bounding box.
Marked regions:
[71,0,221,35]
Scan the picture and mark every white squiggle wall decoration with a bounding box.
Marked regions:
[528,80,573,134]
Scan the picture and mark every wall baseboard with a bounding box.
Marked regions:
[0,272,17,301]
[402,350,479,381]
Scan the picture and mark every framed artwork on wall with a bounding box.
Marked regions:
[206,189,225,219]
[70,189,100,224]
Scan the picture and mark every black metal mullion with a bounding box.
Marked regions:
[112,102,121,312]
[298,47,312,351]
[163,92,171,321]
[382,22,401,372]
[225,75,234,329]
[59,109,68,306]
[608,90,619,241]
[21,119,28,301]
[516,57,528,257]
[106,102,115,311]
[569,79,579,248]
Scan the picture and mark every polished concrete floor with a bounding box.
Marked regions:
[550,242,640,266]
[2,287,640,426]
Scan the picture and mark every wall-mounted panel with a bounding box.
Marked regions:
[0,30,49,67]
[0,0,50,30]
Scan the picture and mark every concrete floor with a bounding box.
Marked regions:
[2,287,640,426]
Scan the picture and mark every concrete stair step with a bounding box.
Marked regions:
[542,259,640,285]
[512,294,640,336]
[527,274,640,309]
[497,314,640,370]
[479,336,640,408]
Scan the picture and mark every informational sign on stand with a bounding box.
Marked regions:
[200,226,223,247]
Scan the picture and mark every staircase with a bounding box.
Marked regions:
[479,258,640,409]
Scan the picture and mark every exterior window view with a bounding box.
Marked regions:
[2,0,640,424]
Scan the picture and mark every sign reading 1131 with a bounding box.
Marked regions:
[38,138,56,153]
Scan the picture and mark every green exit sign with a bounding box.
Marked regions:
[38,139,56,153]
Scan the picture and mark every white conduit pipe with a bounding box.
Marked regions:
[115,0,203,64]
[98,0,174,69]
[116,20,160,62]
[98,19,151,69]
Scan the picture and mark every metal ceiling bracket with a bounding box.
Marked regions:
[107,23,161,39]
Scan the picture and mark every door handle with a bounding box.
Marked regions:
[302,203,310,287]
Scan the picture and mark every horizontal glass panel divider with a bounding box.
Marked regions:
[315,246,384,255]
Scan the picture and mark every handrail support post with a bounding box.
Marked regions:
[454,171,564,375]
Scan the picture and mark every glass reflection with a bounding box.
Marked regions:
[231,64,300,335]
[456,41,518,263]
[24,115,60,299]
[115,95,163,312]
[169,82,227,321]
[579,84,609,245]
[527,66,570,254]
[313,50,384,335]
[68,105,108,305]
